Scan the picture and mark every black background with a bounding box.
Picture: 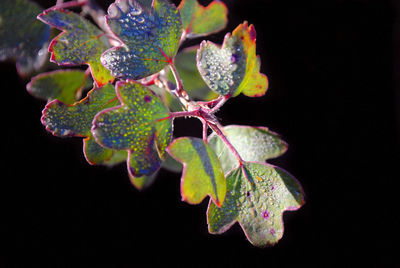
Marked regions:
[0,0,398,267]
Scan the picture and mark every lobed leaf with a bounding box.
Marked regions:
[27,69,92,104]
[38,9,114,87]
[0,0,50,76]
[208,125,287,174]
[41,83,120,165]
[167,137,226,206]
[197,22,268,97]
[178,0,227,38]
[92,81,172,178]
[101,0,182,80]
[207,162,304,247]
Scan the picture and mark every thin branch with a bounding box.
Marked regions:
[200,118,208,142]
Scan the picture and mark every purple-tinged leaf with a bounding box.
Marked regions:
[41,83,120,165]
[207,162,304,247]
[197,22,268,97]
[101,0,182,80]
[167,137,226,207]
[0,0,50,76]
[92,81,172,178]
[208,125,288,174]
[38,9,114,87]
[178,0,227,38]
[27,69,92,104]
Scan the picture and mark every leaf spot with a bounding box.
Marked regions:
[144,95,151,103]
[262,210,269,219]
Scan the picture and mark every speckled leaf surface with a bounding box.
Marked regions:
[92,81,172,178]
[0,0,50,76]
[197,22,268,97]
[38,9,114,87]
[207,162,304,247]
[101,0,182,80]
[168,46,218,101]
[41,83,119,165]
[27,69,92,104]
[178,0,227,38]
[208,125,287,174]
[167,137,226,206]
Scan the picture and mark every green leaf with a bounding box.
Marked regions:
[38,9,114,87]
[162,153,183,173]
[0,0,50,76]
[27,69,92,104]
[104,150,128,167]
[92,81,172,178]
[208,125,287,174]
[197,22,268,97]
[167,137,226,206]
[101,0,182,80]
[41,83,120,165]
[129,171,158,190]
[167,46,218,101]
[178,0,227,38]
[207,162,304,247]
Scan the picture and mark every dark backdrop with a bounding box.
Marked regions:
[0,0,398,267]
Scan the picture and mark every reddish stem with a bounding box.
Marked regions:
[200,118,208,142]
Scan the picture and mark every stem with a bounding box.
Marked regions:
[169,110,199,118]
[200,118,208,142]
[167,63,193,111]
[210,95,228,113]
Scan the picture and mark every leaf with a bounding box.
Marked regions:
[208,125,287,174]
[104,150,128,167]
[178,0,227,38]
[207,162,304,247]
[167,46,218,101]
[37,9,114,87]
[92,81,172,178]
[129,171,158,190]
[167,137,226,206]
[101,0,182,80]
[27,69,92,104]
[162,154,182,173]
[197,22,268,97]
[41,83,120,165]
[0,0,50,76]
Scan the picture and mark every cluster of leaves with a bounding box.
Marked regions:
[0,0,305,247]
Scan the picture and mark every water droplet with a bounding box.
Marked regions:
[137,17,145,23]
[130,4,143,16]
